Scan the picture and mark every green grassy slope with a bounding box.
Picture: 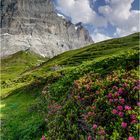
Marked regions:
[1,50,47,98]
[1,50,47,81]
[23,32,139,75]
[1,33,139,140]
[1,82,46,140]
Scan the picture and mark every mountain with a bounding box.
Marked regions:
[0,0,93,58]
[1,33,139,139]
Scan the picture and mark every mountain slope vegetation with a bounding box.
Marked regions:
[1,33,139,140]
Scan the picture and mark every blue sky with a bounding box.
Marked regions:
[54,0,139,42]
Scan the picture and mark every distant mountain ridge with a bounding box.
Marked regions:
[0,0,93,58]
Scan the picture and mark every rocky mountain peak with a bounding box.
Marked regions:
[0,0,93,58]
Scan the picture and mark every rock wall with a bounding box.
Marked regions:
[0,0,93,57]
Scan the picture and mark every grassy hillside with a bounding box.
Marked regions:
[1,50,47,81]
[1,50,47,98]
[21,32,139,76]
[1,33,139,140]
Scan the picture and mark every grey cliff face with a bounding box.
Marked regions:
[0,0,93,58]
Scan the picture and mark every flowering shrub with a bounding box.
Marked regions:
[71,69,139,139]
[44,69,139,140]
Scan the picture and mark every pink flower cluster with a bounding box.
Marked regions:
[92,124,97,129]
[130,114,137,120]
[112,104,133,121]
[73,71,139,139]
[121,122,127,128]
[117,88,123,94]
[99,130,106,135]
[128,136,135,140]
[130,114,138,125]
[137,102,140,107]
[112,109,118,115]
[84,112,95,120]
[112,108,124,117]
[87,135,92,140]
[107,90,125,104]
[124,105,132,110]
[95,90,100,95]
[117,106,123,111]
[42,135,45,140]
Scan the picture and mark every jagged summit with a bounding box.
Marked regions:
[0,0,93,58]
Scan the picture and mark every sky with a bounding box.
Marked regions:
[54,0,140,42]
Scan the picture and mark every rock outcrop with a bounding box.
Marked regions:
[0,0,93,58]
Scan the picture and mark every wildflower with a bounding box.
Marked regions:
[87,135,92,140]
[99,130,106,135]
[130,120,138,125]
[42,135,45,140]
[137,102,140,107]
[112,109,118,114]
[119,98,125,103]
[118,88,123,94]
[92,124,97,129]
[128,136,135,140]
[88,112,94,116]
[121,122,127,128]
[115,93,120,97]
[125,105,132,110]
[113,86,117,89]
[96,90,100,95]
[109,99,114,103]
[117,106,123,111]
[137,80,140,84]
[107,93,112,98]
[133,86,139,91]
[87,85,90,91]
[130,114,137,120]
[118,112,124,117]
[114,98,118,102]
[123,83,128,87]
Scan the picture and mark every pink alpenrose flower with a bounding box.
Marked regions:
[87,135,92,140]
[117,106,123,111]
[130,120,138,125]
[137,102,140,107]
[112,109,118,114]
[99,130,106,135]
[125,105,132,110]
[42,135,45,140]
[121,122,127,128]
[128,136,135,140]
[123,83,128,87]
[107,93,112,98]
[96,90,100,95]
[118,88,123,94]
[118,112,124,117]
[114,98,118,102]
[109,99,114,103]
[130,114,137,120]
[92,124,97,129]
[119,98,125,103]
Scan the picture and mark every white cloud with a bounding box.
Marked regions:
[91,29,112,42]
[55,0,107,27]
[98,0,140,36]
[55,0,139,42]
